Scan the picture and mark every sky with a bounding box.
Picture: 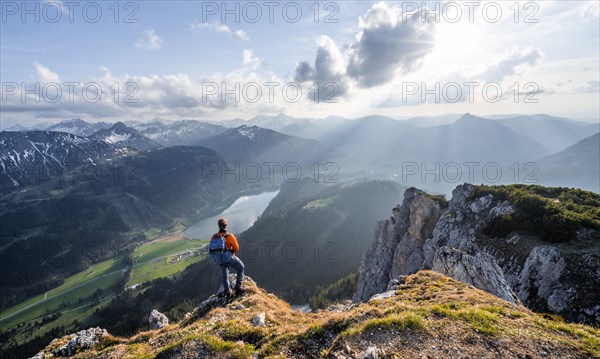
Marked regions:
[1,0,599,127]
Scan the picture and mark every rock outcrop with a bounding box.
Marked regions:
[353,188,444,302]
[29,327,108,358]
[148,309,169,330]
[355,184,600,325]
[432,246,519,304]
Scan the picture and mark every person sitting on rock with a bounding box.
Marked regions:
[209,217,246,297]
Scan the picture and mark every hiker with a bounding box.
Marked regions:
[209,218,245,296]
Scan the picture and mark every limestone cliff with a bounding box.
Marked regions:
[354,184,600,326]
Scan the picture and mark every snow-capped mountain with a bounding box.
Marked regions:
[46,119,112,137]
[0,131,131,193]
[139,120,226,147]
[89,122,160,150]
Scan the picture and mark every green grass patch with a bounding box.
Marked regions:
[129,255,205,286]
[429,304,502,336]
[144,227,163,240]
[0,271,121,328]
[342,312,425,337]
[214,320,267,345]
[534,316,600,356]
[201,334,255,359]
[128,239,207,286]
[458,308,500,336]
[0,258,122,323]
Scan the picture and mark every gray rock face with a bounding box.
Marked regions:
[353,188,444,302]
[46,327,108,357]
[432,246,519,303]
[149,309,169,330]
[355,183,600,325]
[517,246,573,312]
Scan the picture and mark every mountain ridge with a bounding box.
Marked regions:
[28,272,599,358]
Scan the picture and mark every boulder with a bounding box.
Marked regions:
[252,312,266,327]
[51,327,107,357]
[149,309,169,330]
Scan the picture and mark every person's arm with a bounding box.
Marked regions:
[226,234,240,253]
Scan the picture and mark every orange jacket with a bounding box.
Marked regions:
[213,230,239,254]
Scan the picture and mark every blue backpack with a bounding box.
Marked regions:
[209,233,232,265]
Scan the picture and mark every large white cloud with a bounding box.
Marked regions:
[346,2,436,87]
[293,2,437,101]
[293,35,350,100]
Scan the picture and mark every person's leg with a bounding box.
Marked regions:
[228,256,245,289]
[220,264,231,293]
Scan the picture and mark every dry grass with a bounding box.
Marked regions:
[37,270,600,359]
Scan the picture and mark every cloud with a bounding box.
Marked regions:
[373,46,545,108]
[242,49,263,69]
[346,2,437,87]
[479,47,543,82]
[580,1,600,19]
[191,21,249,41]
[34,62,60,83]
[135,29,164,50]
[3,64,320,122]
[42,0,70,14]
[293,36,350,100]
[292,2,437,101]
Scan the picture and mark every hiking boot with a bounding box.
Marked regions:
[234,287,246,296]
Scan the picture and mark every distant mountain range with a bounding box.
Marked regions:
[495,114,598,153]
[89,122,161,150]
[0,131,131,193]
[45,118,112,137]
[538,132,600,192]
[138,120,226,147]
[196,125,336,166]
[2,114,598,193]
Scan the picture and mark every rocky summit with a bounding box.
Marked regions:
[29,272,599,358]
[355,184,600,325]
